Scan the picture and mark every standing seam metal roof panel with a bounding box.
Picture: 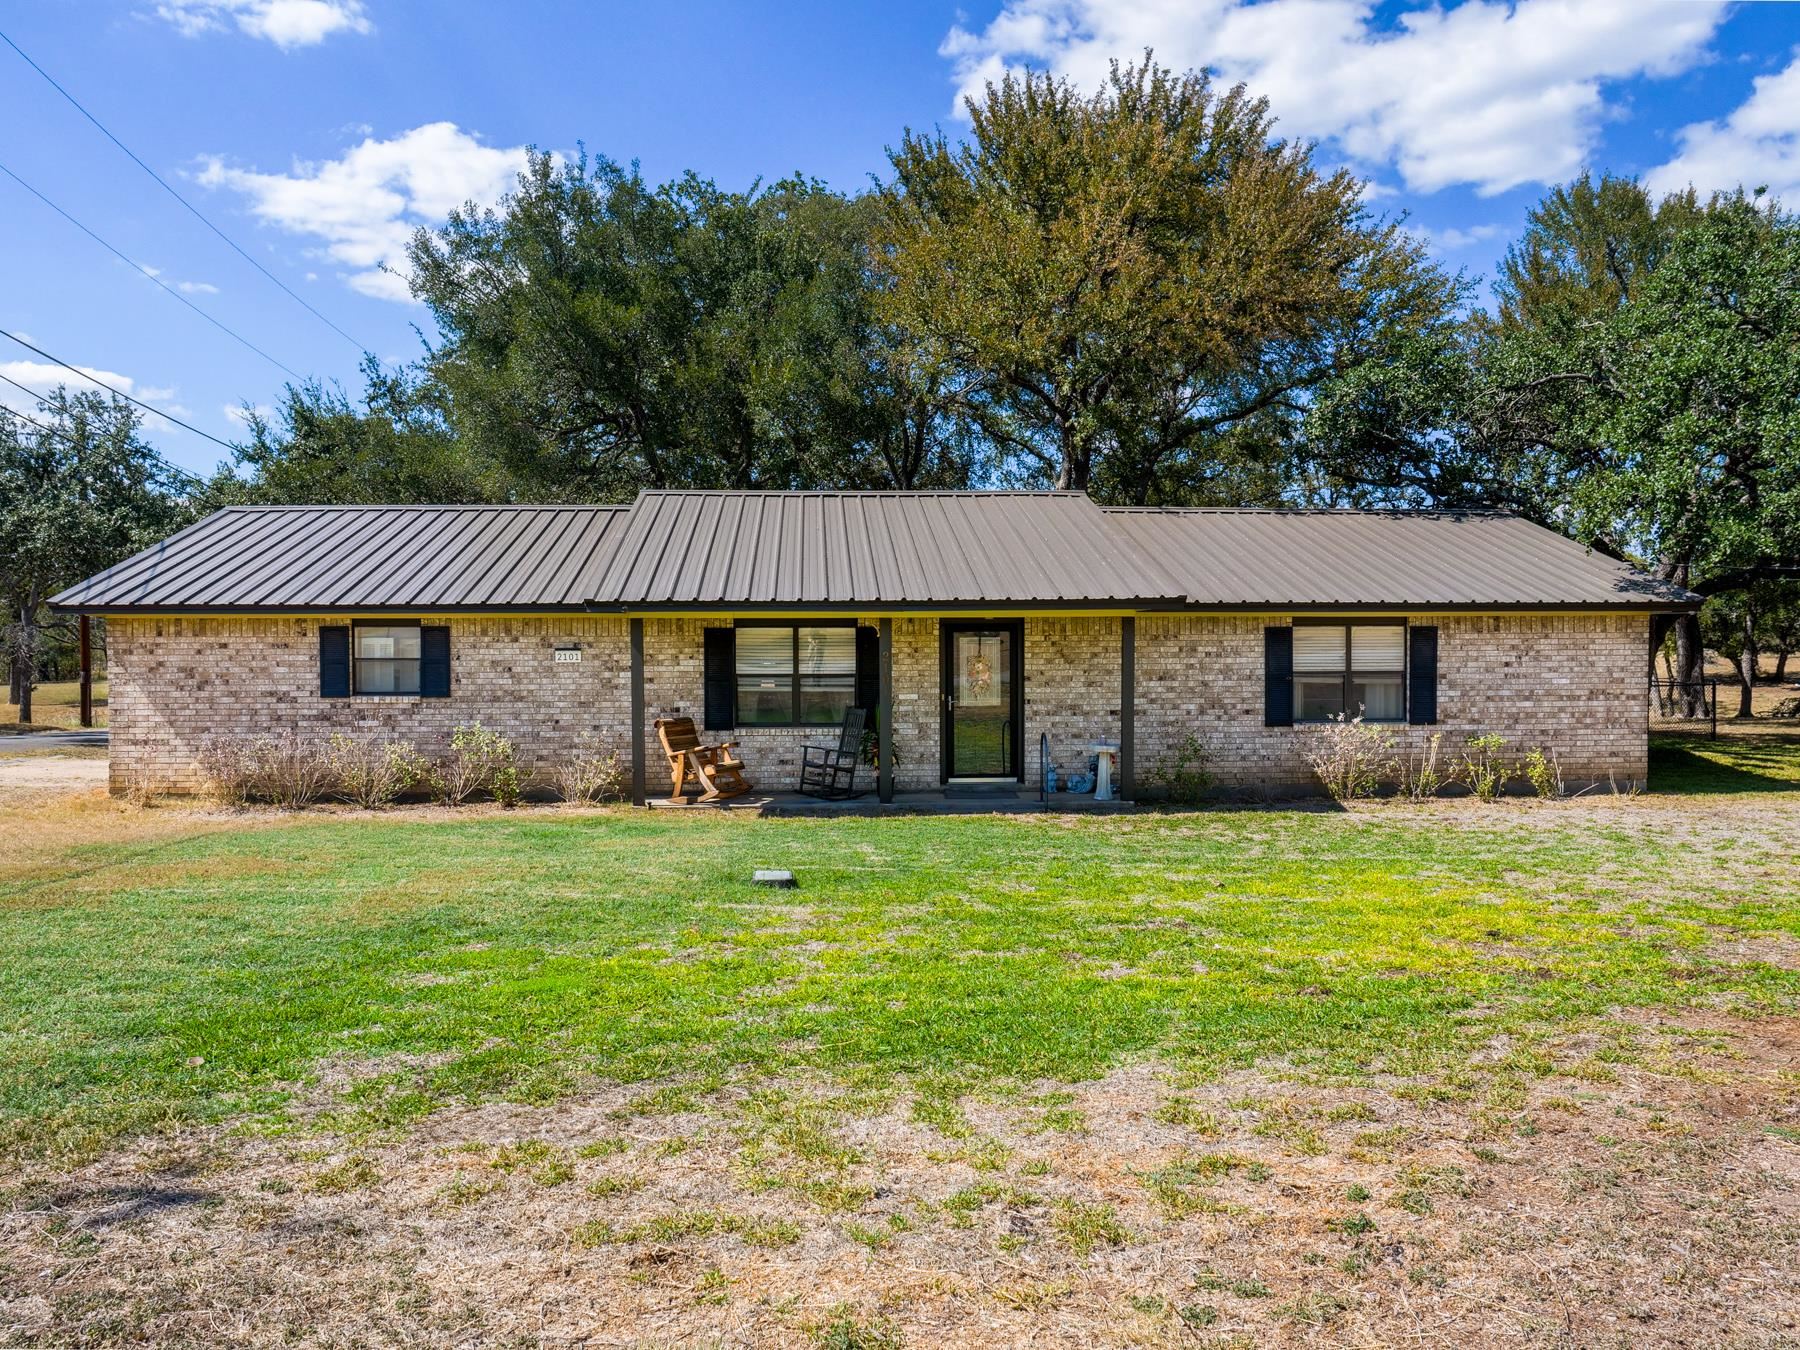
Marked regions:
[50,496,1696,612]
[50,505,635,611]
[580,491,1190,607]
[1099,508,1692,607]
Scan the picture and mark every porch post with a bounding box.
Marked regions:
[78,613,93,729]
[878,617,894,803]
[629,617,646,806]
[1120,616,1135,800]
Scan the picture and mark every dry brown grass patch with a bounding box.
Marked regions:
[3,1010,1795,1346]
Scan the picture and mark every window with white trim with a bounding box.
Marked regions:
[1293,623,1406,722]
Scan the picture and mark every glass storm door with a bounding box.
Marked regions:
[944,624,1019,778]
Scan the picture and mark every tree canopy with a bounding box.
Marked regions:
[1,390,192,719]
[401,155,968,499]
[875,58,1458,500]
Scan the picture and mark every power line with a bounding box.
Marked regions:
[0,377,206,485]
[0,26,369,354]
[0,328,239,453]
[0,158,304,381]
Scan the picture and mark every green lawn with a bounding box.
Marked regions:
[3,735,1796,1167]
[1649,730,1800,792]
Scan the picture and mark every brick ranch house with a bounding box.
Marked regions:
[52,491,1698,802]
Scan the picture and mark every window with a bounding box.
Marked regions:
[354,623,421,695]
[734,624,856,726]
[1292,622,1405,722]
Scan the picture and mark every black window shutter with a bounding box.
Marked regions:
[420,625,451,697]
[319,625,350,698]
[1408,625,1438,725]
[703,626,736,731]
[1263,626,1293,727]
[855,625,879,711]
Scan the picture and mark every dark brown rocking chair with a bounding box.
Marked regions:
[654,716,752,803]
[799,706,868,800]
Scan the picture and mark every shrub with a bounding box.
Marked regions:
[1398,731,1445,799]
[198,738,257,805]
[1147,733,1215,804]
[119,767,156,809]
[436,722,523,806]
[1458,733,1510,802]
[553,738,626,803]
[1304,713,1396,801]
[199,733,337,807]
[1522,745,1563,800]
[328,735,431,809]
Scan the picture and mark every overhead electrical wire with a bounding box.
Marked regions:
[0,158,304,381]
[0,26,369,354]
[1,328,240,453]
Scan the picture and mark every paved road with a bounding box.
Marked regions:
[0,730,110,751]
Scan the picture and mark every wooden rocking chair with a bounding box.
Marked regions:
[654,716,752,803]
[799,706,868,800]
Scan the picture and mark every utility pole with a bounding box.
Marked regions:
[79,614,92,728]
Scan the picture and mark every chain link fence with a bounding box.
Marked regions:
[1649,678,1719,737]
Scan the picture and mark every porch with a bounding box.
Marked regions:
[625,614,1139,806]
[643,786,1144,815]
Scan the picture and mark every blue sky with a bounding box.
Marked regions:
[2,0,1797,476]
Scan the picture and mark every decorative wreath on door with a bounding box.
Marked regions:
[967,650,993,697]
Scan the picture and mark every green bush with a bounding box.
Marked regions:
[327,735,431,809]
[1523,746,1563,799]
[1148,734,1215,804]
[437,722,523,807]
[1458,733,1510,802]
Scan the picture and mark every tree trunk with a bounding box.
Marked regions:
[1655,560,1705,713]
[1675,615,1704,715]
[1054,411,1090,492]
[12,607,35,726]
[1775,648,1790,683]
[1736,608,1758,719]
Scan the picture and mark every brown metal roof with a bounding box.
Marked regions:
[585,491,1185,608]
[1101,508,1695,609]
[50,495,1697,614]
[49,505,633,612]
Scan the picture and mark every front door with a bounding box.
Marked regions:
[941,621,1023,780]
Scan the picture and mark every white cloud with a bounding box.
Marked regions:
[0,361,195,426]
[1412,222,1503,251]
[940,0,1726,196]
[136,262,221,295]
[1648,48,1800,206]
[153,0,370,48]
[1,358,138,405]
[198,122,532,303]
[223,402,276,426]
[0,359,152,423]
